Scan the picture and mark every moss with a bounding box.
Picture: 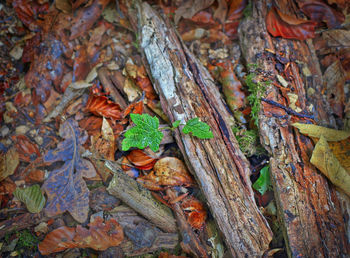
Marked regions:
[245,71,269,127]
[16,229,38,250]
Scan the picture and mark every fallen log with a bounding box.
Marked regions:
[239,1,349,257]
[126,2,273,256]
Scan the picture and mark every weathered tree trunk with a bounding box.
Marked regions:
[239,1,349,257]
[127,2,273,257]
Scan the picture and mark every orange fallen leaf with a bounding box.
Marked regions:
[85,94,123,120]
[126,149,157,170]
[39,216,123,255]
[181,196,207,229]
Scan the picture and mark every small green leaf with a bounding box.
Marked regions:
[13,184,46,213]
[172,120,181,129]
[122,114,164,152]
[253,165,271,195]
[182,118,214,139]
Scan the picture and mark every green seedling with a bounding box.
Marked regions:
[122,114,213,152]
[253,165,271,195]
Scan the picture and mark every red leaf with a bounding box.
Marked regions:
[227,0,247,21]
[300,1,345,29]
[85,95,123,120]
[13,135,41,162]
[266,6,317,40]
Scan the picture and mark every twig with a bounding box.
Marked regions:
[261,98,315,120]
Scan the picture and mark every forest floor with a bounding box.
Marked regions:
[0,0,349,257]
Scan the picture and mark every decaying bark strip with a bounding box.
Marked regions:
[127,2,273,256]
[109,205,179,256]
[239,1,349,257]
[105,160,177,233]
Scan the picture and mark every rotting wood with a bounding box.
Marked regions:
[239,1,349,257]
[125,2,273,256]
[109,205,179,256]
[105,160,177,233]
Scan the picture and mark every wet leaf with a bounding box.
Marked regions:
[13,184,46,213]
[174,0,215,24]
[0,147,19,182]
[38,226,77,255]
[253,165,271,195]
[300,1,345,28]
[310,136,350,196]
[182,118,213,139]
[69,0,111,40]
[38,217,123,255]
[42,119,90,223]
[292,123,350,141]
[85,94,123,120]
[122,114,163,152]
[266,6,317,40]
[13,135,41,162]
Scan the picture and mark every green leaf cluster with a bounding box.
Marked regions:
[253,165,271,195]
[122,114,213,152]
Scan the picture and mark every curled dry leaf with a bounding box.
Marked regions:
[85,94,123,120]
[209,61,245,112]
[266,6,317,40]
[181,196,207,230]
[126,149,157,170]
[38,217,123,255]
[299,1,345,28]
[137,157,195,190]
[0,147,19,182]
[42,119,93,223]
[310,136,350,196]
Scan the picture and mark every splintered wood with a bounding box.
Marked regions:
[130,2,273,257]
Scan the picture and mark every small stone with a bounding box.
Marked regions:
[0,126,9,137]
[15,125,30,135]
[9,44,23,60]
[34,136,43,146]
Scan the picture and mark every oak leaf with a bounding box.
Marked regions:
[42,119,93,223]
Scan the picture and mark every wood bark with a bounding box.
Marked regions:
[127,2,273,257]
[239,1,349,257]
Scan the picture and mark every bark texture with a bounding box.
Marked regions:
[239,1,349,257]
[131,2,273,256]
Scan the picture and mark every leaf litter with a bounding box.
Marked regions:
[0,0,349,256]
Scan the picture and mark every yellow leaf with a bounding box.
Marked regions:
[292,123,350,141]
[310,135,350,196]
